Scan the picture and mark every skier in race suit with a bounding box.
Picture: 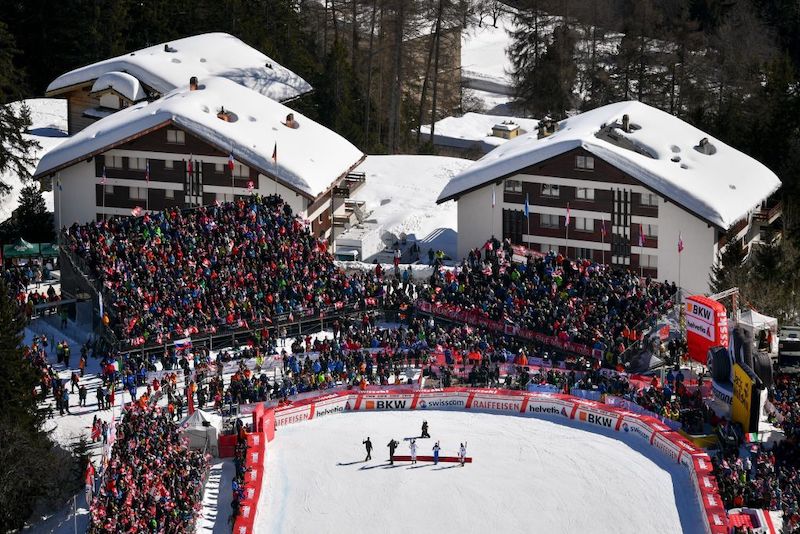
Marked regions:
[409,439,418,464]
[459,443,467,466]
[387,439,399,465]
[432,441,441,465]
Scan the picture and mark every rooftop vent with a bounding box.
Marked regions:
[189,76,199,91]
[537,117,557,139]
[265,62,273,69]
[622,114,630,133]
[283,113,298,129]
[217,107,238,122]
[694,137,717,155]
[164,44,177,53]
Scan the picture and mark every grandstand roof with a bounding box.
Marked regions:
[34,76,364,199]
[46,33,312,103]
[437,101,781,229]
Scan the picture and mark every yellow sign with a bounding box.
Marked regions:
[732,363,753,432]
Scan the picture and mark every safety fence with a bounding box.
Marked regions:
[225,388,728,534]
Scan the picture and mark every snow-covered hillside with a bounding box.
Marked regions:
[1,99,68,223]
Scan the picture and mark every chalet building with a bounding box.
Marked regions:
[437,101,782,294]
[45,33,312,135]
[34,76,365,239]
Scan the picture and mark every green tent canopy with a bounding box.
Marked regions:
[2,239,58,259]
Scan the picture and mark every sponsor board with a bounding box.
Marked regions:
[527,401,571,418]
[469,397,523,412]
[314,401,348,418]
[576,409,616,428]
[620,416,655,442]
[650,432,682,463]
[417,398,466,409]
[275,407,311,426]
[364,399,410,410]
[732,363,754,432]
[712,380,733,405]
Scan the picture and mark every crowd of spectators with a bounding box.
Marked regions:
[1,261,61,319]
[88,405,208,533]
[63,195,387,346]
[421,238,677,368]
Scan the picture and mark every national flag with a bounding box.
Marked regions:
[174,337,192,351]
[228,153,235,172]
[524,193,530,218]
[678,232,684,253]
[187,155,193,175]
[131,206,143,217]
[100,166,107,185]
[638,223,645,247]
[601,219,606,238]
[144,160,150,182]
[247,180,254,192]
[565,203,571,227]
[491,185,496,208]
[84,460,96,491]
[272,142,277,163]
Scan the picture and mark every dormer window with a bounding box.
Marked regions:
[576,155,594,170]
[167,129,185,144]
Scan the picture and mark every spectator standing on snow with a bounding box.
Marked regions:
[363,437,372,461]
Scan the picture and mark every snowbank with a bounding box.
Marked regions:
[438,101,781,229]
[336,155,472,260]
[34,77,364,198]
[47,33,312,103]
[461,16,516,95]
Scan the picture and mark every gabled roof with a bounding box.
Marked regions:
[437,101,781,229]
[34,76,364,199]
[46,33,312,103]
[90,72,147,101]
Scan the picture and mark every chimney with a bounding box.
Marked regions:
[189,76,198,91]
[164,44,169,52]
[537,118,554,139]
[285,113,296,128]
[217,107,230,121]
[622,114,630,133]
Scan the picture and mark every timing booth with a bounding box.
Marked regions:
[180,409,222,457]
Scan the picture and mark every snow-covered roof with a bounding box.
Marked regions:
[90,71,147,101]
[34,77,364,198]
[46,33,312,103]
[419,113,539,152]
[438,101,781,229]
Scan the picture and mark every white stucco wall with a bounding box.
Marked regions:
[456,184,501,259]
[656,199,716,295]
[54,159,97,228]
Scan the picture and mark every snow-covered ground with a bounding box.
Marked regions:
[257,410,705,534]
[1,99,68,223]
[336,155,472,261]
[461,17,515,97]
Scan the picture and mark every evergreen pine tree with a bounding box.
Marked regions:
[709,231,746,293]
[508,1,553,115]
[315,40,368,149]
[0,20,38,195]
[529,24,577,118]
[16,184,55,243]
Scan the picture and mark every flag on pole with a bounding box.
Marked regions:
[601,219,606,238]
[524,193,530,218]
[565,203,571,227]
[639,223,645,247]
[247,180,254,192]
[144,160,150,182]
[678,232,684,253]
[187,155,193,175]
[228,152,235,172]
[491,186,496,208]
[272,142,277,163]
[100,166,107,184]
[131,206,143,217]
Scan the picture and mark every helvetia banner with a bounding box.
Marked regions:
[685,295,728,364]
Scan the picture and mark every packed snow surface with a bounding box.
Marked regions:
[258,410,704,534]
[0,99,68,222]
[47,33,312,103]
[34,76,364,198]
[438,100,780,229]
[420,113,539,153]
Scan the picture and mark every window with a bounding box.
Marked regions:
[218,193,234,203]
[540,213,559,228]
[504,179,522,193]
[643,223,658,238]
[576,187,595,200]
[106,155,123,169]
[233,164,249,178]
[542,243,559,253]
[576,247,593,260]
[165,160,174,170]
[574,217,593,232]
[541,184,560,197]
[103,185,114,194]
[129,157,146,171]
[215,163,224,173]
[130,187,147,200]
[641,192,658,206]
[167,129,185,144]
[576,155,595,170]
[641,254,658,269]
[165,189,175,200]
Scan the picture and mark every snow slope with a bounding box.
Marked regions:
[0,99,68,223]
[337,155,472,260]
[438,100,781,229]
[461,18,515,95]
[258,410,705,534]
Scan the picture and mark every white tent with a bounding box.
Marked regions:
[738,309,779,356]
[181,409,223,457]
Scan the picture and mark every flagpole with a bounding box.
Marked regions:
[601,219,605,266]
[565,202,570,258]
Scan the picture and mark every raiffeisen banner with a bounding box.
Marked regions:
[685,295,728,364]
